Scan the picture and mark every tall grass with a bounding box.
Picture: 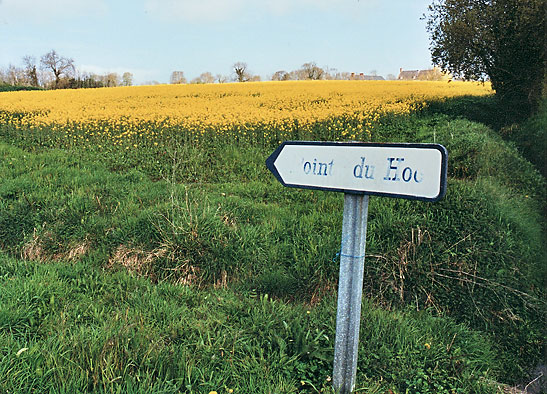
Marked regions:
[0,253,499,393]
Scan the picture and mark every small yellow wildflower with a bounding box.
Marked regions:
[424,343,431,349]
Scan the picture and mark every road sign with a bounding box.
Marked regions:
[266,141,447,201]
[266,140,448,394]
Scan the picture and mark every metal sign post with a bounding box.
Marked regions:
[266,141,447,393]
[333,193,369,393]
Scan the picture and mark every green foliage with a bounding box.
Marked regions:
[425,0,545,116]
[0,83,42,92]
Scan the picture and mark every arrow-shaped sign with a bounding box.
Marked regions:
[266,141,447,201]
[266,140,448,393]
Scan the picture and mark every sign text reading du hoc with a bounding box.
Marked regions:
[266,141,448,201]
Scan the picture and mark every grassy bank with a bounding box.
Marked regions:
[0,252,499,394]
[0,95,545,392]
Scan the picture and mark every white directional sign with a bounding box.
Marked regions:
[266,141,447,201]
[266,140,448,393]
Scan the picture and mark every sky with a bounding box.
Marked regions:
[0,0,435,85]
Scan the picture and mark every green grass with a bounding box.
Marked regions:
[427,95,547,178]
[0,253,499,394]
[0,96,545,392]
[499,99,547,178]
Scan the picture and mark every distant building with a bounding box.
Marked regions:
[350,72,385,81]
[398,67,450,81]
[398,68,420,80]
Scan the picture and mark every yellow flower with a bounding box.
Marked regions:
[424,343,431,349]
[0,81,492,149]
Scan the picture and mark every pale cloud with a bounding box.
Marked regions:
[144,0,376,22]
[0,0,108,22]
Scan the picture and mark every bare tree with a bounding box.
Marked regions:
[22,56,39,87]
[216,74,228,83]
[271,70,290,81]
[122,72,134,86]
[170,71,186,84]
[288,70,302,80]
[233,62,249,82]
[323,66,338,80]
[5,64,24,85]
[40,50,75,88]
[301,62,325,80]
[338,71,351,80]
[199,71,215,84]
[190,72,215,84]
[105,72,120,87]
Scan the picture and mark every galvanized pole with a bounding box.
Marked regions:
[333,193,369,394]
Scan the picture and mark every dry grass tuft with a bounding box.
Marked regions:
[107,245,166,277]
[21,231,48,262]
[107,245,203,286]
[56,240,90,262]
[214,269,228,289]
[21,231,90,263]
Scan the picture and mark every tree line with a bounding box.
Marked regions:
[170,61,397,85]
[1,52,395,91]
[0,49,134,90]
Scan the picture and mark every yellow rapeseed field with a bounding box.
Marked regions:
[0,80,492,147]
